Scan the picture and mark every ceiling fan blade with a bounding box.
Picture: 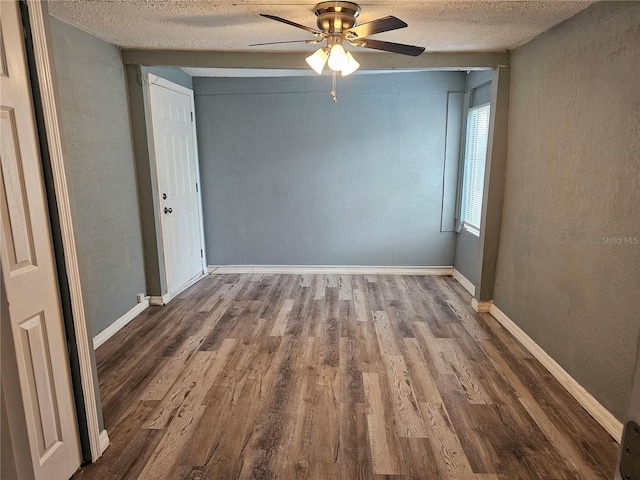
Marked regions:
[249,40,322,46]
[260,14,323,37]
[353,38,425,56]
[344,16,407,40]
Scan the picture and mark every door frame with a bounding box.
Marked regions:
[21,0,107,462]
[144,73,207,303]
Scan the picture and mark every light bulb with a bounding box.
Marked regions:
[341,52,360,76]
[305,48,328,75]
[327,44,348,72]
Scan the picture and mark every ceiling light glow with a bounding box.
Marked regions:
[327,44,348,71]
[305,48,329,74]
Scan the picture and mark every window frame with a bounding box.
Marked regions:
[459,102,491,236]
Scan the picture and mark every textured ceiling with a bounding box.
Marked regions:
[49,1,593,53]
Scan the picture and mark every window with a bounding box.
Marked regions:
[460,103,490,235]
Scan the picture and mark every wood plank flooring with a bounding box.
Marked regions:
[73,274,619,479]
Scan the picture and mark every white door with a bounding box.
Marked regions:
[0,1,82,478]
[148,76,205,295]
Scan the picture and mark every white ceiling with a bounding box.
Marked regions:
[49,1,593,53]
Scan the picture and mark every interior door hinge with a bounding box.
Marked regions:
[196,182,199,193]
[200,249,203,258]
[620,420,640,479]
[191,111,194,122]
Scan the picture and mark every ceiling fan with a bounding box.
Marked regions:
[252,1,426,77]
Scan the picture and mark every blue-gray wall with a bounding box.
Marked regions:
[50,17,146,336]
[194,71,465,266]
[453,69,492,285]
[144,66,192,90]
[494,1,640,421]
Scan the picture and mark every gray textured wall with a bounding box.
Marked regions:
[51,18,146,336]
[453,70,492,284]
[125,65,166,297]
[493,2,640,420]
[194,71,465,266]
[454,229,480,284]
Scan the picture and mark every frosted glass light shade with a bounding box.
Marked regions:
[341,52,360,76]
[327,44,348,72]
[305,48,328,74]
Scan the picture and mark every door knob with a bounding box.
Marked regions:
[164,207,173,214]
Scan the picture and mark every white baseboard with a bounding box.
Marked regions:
[471,298,492,313]
[149,293,171,306]
[488,303,623,443]
[98,429,110,456]
[93,300,149,350]
[208,265,454,276]
[150,272,208,306]
[452,268,476,295]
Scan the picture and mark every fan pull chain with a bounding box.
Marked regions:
[331,71,337,103]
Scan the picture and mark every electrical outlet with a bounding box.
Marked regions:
[136,293,145,303]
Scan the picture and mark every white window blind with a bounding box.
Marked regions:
[461,104,490,234]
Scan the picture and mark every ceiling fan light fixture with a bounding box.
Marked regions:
[341,51,359,76]
[305,48,329,74]
[327,43,349,72]
[258,3,425,99]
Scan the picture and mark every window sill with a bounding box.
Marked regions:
[462,222,480,237]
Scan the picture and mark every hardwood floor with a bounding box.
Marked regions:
[74,274,618,479]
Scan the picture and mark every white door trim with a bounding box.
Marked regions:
[145,73,207,296]
[24,0,107,461]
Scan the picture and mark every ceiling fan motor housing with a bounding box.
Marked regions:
[314,1,360,34]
